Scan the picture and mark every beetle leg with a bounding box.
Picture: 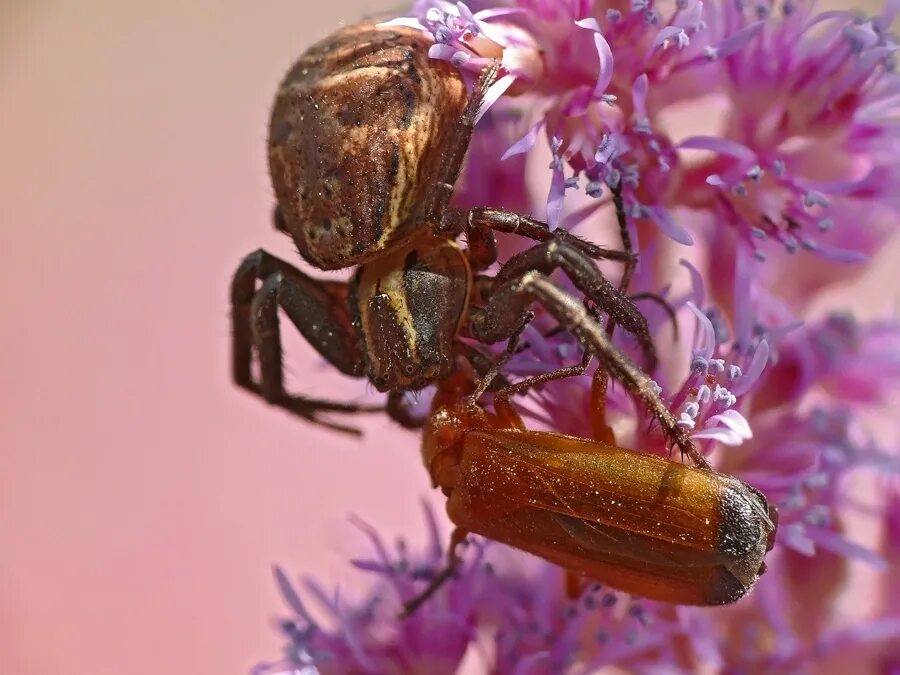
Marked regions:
[470,239,658,372]
[589,369,618,446]
[473,271,710,469]
[231,249,382,435]
[401,527,469,618]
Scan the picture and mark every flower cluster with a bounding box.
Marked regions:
[256,0,900,672]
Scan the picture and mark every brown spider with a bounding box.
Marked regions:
[230,19,701,463]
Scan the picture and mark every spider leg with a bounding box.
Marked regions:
[465,207,634,264]
[468,310,534,403]
[630,291,680,341]
[421,62,634,272]
[610,182,636,294]
[493,349,594,405]
[272,205,288,234]
[422,61,502,223]
[385,391,426,429]
[231,249,383,435]
[472,271,709,469]
[469,239,657,372]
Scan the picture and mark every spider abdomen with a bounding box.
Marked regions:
[268,20,468,270]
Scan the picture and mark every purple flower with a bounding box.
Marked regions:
[256,1,900,673]
[393,0,900,289]
[673,0,900,290]
[253,506,482,675]
[810,313,900,404]
[254,505,687,674]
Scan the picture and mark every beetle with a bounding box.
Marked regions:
[403,300,777,614]
[230,18,667,435]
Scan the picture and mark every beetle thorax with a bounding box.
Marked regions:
[422,407,468,491]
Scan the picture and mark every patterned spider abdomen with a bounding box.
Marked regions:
[268,20,468,270]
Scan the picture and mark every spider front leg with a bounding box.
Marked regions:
[465,207,634,265]
[420,59,629,269]
[469,238,658,371]
[420,62,634,268]
[472,271,709,469]
[231,249,382,435]
[422,61,503,222]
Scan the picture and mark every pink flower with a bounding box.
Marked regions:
[673,0,900,296]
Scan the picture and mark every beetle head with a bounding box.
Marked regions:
[422,407,467,492]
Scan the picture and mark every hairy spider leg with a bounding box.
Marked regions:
[231,248,382,435]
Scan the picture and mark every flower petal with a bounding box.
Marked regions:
[678,135,758,162]
[648,205,694,245]
[502,119,545,160]
[632,74,649,120]
[709,21,764,59]
[475,72,516,123]
[679,259,706,307]
[274,566,315,624]
[687,301,715,358]
[653,25,685,50]
[806,527,888,568]
[731,340,769,396]
[705,409,753,440]
[546,164,566,230]
[807,241,869,263]
[691,426,745,445]
[781,523,817,556]
[575,18,615,99]
[377,17,429,31]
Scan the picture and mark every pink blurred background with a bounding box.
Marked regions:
[2,1,898,674]
[0,2,438,673]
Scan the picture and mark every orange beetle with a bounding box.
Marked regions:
[409,365,777,613]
